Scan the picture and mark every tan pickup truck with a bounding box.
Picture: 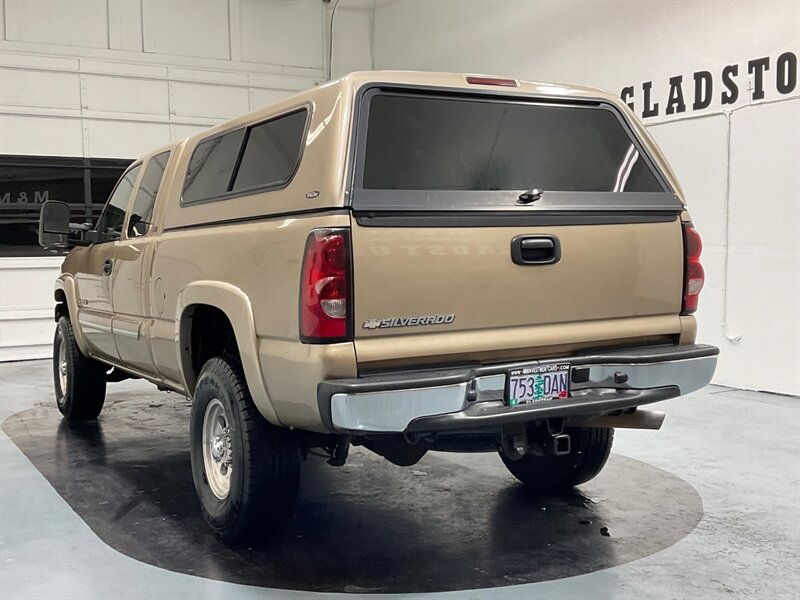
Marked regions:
[39,71,718,542]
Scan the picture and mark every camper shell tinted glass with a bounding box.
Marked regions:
[183,130,245,204]
[350,87,681,214]
[232,109,308,193]
[181,108,309,205]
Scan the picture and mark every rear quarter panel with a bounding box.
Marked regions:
[150,212,358,429]
[150,82,358,429]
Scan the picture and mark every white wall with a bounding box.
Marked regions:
[0,0,324,360]
[0,256,61,360]
[332,0,800,395]
[0,0,324,158]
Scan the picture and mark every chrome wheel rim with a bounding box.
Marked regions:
[57,337,68,394]
[202,398,232,500]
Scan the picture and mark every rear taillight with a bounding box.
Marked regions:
[299,228,352,342]
[682,223,705,314]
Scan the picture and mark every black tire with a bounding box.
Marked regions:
[189,355,300,542]
[500,427,614,494]
[53,317,107,420]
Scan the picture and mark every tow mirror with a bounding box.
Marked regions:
[39,200,71,249]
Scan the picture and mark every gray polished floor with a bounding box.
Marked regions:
[1,359,798,599]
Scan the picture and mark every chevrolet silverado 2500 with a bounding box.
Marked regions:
[39,71,718,541]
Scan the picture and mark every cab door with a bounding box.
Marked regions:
[111,150,171,374]
[75,163,141,361]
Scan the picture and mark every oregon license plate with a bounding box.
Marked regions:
[506,364,570,406]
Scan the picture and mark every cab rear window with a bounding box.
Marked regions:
[360,93,664,193]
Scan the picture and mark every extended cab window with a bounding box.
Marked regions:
[95,164,141,243]
[128,151,170,237]
[352,91,681,215]
[181,108,307,204]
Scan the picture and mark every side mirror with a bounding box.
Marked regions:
[39,200,71,249]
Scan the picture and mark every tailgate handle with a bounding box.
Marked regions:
[511,235,561,265]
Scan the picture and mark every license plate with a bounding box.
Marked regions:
[506,364,570,406]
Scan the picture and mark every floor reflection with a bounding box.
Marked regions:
[4,400,703,593]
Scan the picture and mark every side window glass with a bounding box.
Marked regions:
[128,151,170,237]
[231,109,307,192]
[182,129,245,203]
[95,164,141,243]
[180,109,308,204]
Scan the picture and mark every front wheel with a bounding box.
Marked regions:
[53,317,107,420]
[500,427,614,494]
[190,355,300,542]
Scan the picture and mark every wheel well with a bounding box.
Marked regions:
[184,305,240,379]
[54,289,68,321]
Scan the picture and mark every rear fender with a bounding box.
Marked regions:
[175,281,282,426]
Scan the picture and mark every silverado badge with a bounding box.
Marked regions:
[363,314,455,329]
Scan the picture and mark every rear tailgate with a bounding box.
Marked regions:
[348,86,685,370]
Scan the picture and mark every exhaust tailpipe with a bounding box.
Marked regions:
[572,409,666,430]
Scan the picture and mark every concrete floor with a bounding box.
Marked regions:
[1,359,798,599]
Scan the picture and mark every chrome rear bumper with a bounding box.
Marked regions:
[317,344,718,434]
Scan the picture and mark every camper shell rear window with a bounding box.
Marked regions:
[350,87,680,213]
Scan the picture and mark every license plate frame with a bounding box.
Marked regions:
[506,363,571,406]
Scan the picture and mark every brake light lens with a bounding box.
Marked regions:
[682,223,705,314]
[465,75,519,87]
[300,229,352,342]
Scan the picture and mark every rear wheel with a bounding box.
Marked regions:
[53,317,107,420]
[500,427,614,494]
[190,355,300,542]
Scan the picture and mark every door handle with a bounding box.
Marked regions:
[510,235,561,265]
[103,258,113,276]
